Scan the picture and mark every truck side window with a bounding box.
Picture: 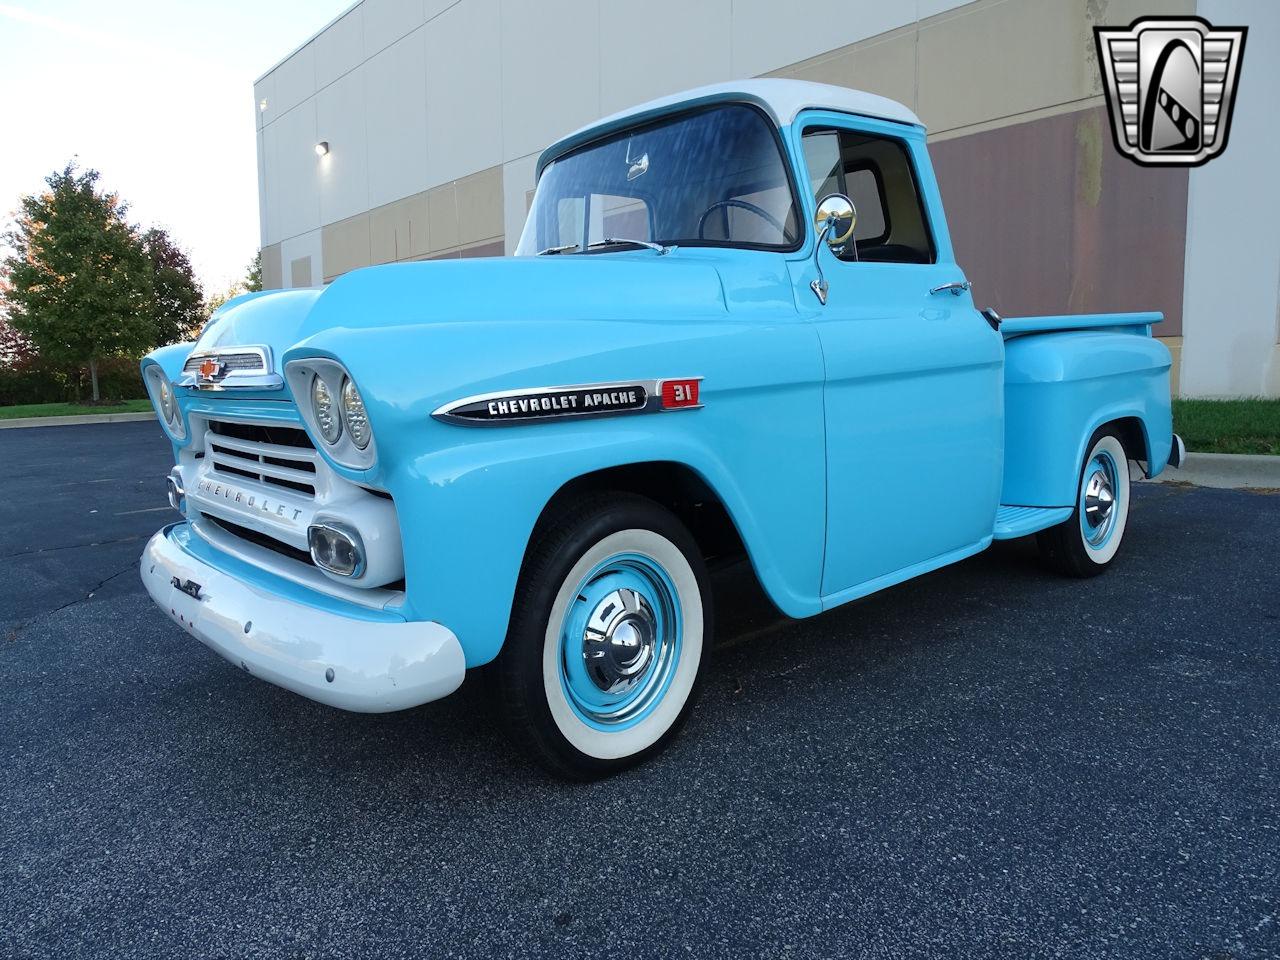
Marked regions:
[801,127,934,264]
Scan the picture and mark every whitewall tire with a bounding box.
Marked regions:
[1038,430,1132,577]
[495,494,710,779]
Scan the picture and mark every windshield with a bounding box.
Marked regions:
[515,104,801,256]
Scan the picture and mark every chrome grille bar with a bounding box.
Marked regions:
[205,419,318,497]
[184,352,266,373]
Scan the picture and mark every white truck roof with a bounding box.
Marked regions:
[542,79,923,168]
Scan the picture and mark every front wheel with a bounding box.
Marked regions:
[1037,430,1131,577]
[495,494,710,779]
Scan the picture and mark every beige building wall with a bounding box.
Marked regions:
[317,164,504,282]
[258,0,1191,282]
[255,0,981,286]
[1180,0,1280,397]
[765,0,1197,350]
[256,0,1280,396]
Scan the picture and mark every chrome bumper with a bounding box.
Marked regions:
[140,524,465,712]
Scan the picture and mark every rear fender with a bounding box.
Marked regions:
[1002,330,1173,506]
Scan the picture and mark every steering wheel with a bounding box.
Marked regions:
[696,198,787,240]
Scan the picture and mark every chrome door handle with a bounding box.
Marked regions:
[930,280,972,297]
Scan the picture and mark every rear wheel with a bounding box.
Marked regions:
[1037,430,1131,577]
[495,494,710,779]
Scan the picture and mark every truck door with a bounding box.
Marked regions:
[793,114,1005,601]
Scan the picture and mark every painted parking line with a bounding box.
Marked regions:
[115,506,176,516]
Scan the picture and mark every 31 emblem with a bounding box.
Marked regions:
[1094,16,1246,167]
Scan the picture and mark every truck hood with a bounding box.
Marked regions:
[169,251,800,486]
[192,255,729,362]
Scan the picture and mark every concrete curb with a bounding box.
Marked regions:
[0,411,156,430]
[1151,452,1280,490]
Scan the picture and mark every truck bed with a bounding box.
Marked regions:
[1000,312,1163,338]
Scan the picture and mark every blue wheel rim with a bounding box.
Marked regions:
[1079,448,1121,549]
[558,552,683,732]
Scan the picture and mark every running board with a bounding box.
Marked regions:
[992,505,1074,540]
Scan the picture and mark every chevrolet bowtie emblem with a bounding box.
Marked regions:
[198,357,224,382]
[1095,16,1247,167]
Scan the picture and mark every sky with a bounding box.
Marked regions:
[0,0,352,295]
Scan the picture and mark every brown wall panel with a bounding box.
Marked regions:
[929,106,1188,336]
[260,244,283,291]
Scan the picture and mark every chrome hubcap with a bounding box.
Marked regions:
[561,554,683,729]
[581,588,657,694]
[1080,451,1122,549]
[1084,468,1115,529]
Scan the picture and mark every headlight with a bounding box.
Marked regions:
[340,378,371,450]
[311,375,342,444]
[157,377,177,424]
[284,358,376,470]
[144,364,185,440]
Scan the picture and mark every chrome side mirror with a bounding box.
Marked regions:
[810,193,857,305]
[815,193,856,252]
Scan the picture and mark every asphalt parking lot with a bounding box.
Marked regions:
[2,421,1278,959]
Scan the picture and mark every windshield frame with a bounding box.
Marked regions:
[524,101,807,256]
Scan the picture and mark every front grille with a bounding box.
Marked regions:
[206,515,314,565]
[205,420,318,497]
[184,352,266,373]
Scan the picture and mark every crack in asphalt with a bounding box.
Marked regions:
[0,534,144,562]
[5,562,137,643]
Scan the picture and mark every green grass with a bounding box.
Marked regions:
[0,399,154,420]
[1173,397,1280,456]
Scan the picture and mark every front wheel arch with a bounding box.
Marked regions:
[529,460,766,593]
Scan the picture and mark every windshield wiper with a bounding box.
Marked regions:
[537,238,674,256]
[587,238,674,255]
[536,242,581,255]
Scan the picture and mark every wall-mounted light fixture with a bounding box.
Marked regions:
[315,141,330,157]
[259,98,268,112]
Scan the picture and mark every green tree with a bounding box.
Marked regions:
[0,278,37,368]
[2,163,156,401]
[246,249,263,292]
[142,227,204,345]
[205,250,265,318]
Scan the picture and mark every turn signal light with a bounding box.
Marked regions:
[307,521,366,578]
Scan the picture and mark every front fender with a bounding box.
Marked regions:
[141,343,196,454]
[387,385,825,668]
[279,287,825,666]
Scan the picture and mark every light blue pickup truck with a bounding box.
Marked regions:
[141,80,1181,778]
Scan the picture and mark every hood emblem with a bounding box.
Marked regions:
[197,358,225,383]
[179,346,283,392]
